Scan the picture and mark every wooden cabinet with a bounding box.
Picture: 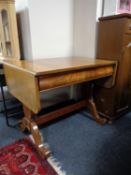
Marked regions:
[94,13,131,120]
[0,0,20,59]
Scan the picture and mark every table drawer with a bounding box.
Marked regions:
[39,66,114,91]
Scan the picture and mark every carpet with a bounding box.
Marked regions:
[0,137,58,175]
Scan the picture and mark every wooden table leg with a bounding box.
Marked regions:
[87,98,107,125]
[81,82,107,125]
[20,106,51,158]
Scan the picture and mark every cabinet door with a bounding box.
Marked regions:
[124,36,131,108]
[116,40,131,111]
[0,9,13,57]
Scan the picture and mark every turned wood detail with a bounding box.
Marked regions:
[20,106,51,157]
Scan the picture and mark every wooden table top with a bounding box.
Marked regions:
[3,57,116,76]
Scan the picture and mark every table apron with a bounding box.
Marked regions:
[38,66,114,91]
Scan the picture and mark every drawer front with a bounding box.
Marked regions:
[39,66,114,91]
[125,19,131,34]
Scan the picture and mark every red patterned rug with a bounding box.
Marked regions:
[0,138,58,175]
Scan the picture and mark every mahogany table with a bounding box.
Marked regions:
[3,57,117,157]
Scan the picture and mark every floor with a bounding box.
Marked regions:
[0,110,131,175]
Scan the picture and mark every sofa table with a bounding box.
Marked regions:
[3,57,117,157]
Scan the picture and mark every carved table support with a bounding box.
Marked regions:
[20,106,51,158]
[87,98,107,125]
[80,82,108,125]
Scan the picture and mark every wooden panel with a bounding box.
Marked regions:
[35,100,86,125]
[4,64,41,113]
[97,18,125,60]
[39,66,114,91]
[116,45,131,109]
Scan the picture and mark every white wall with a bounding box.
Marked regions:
[73,0,98,58]
[28,0,74,59]
[16,0,99,59]
[96,0,104,20]
[103,0,117,16]
[15,0,32,59]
